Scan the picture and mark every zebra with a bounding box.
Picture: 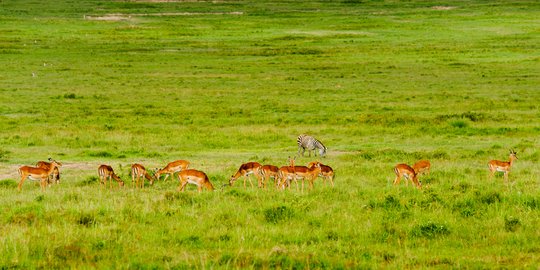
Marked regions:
[297,134,327,157]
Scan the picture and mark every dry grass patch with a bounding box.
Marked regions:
[431,6,457,10]
[84,11,243,21]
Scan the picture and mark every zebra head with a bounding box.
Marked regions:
[319,146,327,157]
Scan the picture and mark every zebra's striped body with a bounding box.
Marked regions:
[297,134,327,157]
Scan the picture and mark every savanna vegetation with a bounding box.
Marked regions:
[0,0,539,268]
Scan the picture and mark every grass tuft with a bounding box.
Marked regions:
[504,216,521,232]
[411,221,451,239]
[263,205,295,224]
[0,179,18,189]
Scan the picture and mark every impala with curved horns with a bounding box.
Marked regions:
[488,149,518,182]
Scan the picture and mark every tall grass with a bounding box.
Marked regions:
[0,0,539,268]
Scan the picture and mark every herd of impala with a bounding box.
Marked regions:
[16,150,518,192]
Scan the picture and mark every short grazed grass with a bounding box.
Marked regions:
[0,0,539,268]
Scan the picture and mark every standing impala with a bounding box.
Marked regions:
[229,162,262,188]
[178,169,214,192]
[98,165,124,189]
[488,150,518,182]
[413,160,431,176]
[18,159,62,191]
[393,163,421,189]
[131,163,155,188]
[293,162,322,192]
[277,157,296,190]
[36,158,61,184]
[307,161,335,187]
[154,160,190,181]
[257,165,280,189]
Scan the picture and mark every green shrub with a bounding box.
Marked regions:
[78,176,99,187]
[504,216,521,232]
[0,179,18,189]
[449,120,469,129]
[264,205,295,224]
[77,212,97,227]
[411,222,450,239]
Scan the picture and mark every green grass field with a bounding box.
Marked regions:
[0,0,539,268]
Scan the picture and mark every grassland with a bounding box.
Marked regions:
[0,0,539,268]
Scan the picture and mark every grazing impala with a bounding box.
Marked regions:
[277,157,296,190]
[36,158,61,184]
[488,150,518,182]
[98,165,124,189]
[257,165,280,188]
[229,162,262,188]
[154,160,190,181]
[307,161,335,187]
[18,159,62,191]
[393,163,421,189]
[293,163,322,191]
[131,163,155,188]
[178,169,214,192]
[413,160,431,176]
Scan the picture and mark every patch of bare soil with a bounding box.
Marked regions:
[84,11,243,21]
[0,162,99,181]
[431,6,457,10]
[129,0,228,2]
[0,165,20,180]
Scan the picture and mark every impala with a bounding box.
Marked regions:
[178,169,214,192]
[36,158,61,184]
[131,163,155,188]
[413,160,431,176]
[293,163,322,192]
[98,165,124,189]
[488,149,518,182]
[229,162,262,188]
[393,163,421,189]
[18,159,62,191]
[154,159,190,181]
[307,161,335,187]
[257,165,280,188]
[277,157,296,190]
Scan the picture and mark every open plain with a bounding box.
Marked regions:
[0,0,539,268]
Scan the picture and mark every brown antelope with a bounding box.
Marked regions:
[154,160,190,181]
[18,159,62,191]
[413,160,431,176]
[229,162,262,188]
[393,163,421,189]
[178,169,214,192]
[307,161,335,187]
[293,163,322,191]
[257,165,280,188]
[488,150,518,182]
[131,163,155,188]
[277,157,296,190]
[36,158,61,184]
[98,165,124,189]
